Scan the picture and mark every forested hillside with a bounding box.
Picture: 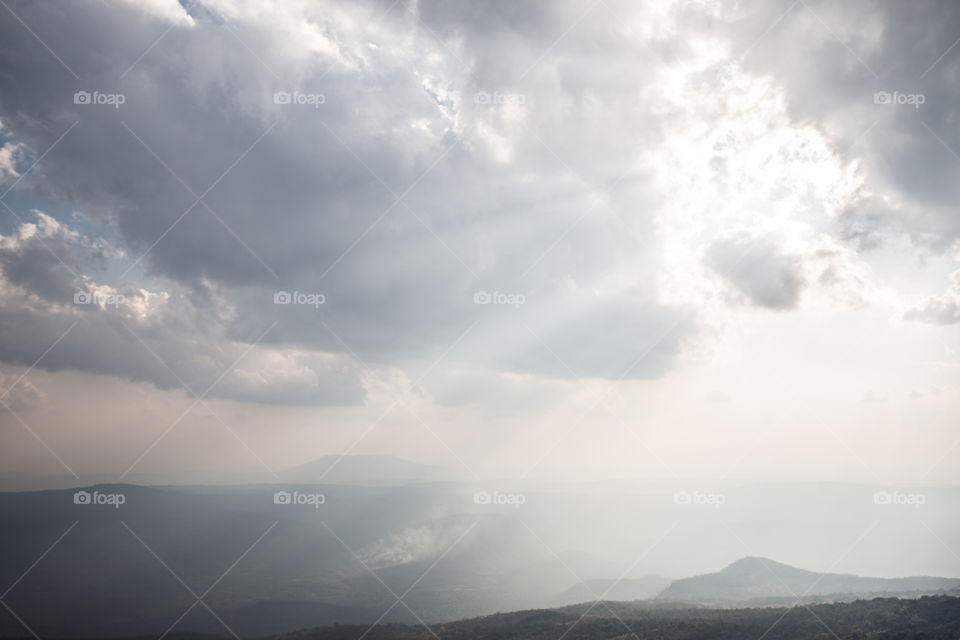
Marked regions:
[270,596,960,640]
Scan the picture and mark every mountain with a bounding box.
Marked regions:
[263,596,960,640]
[2,480,959,637]
[0,482,634,637]
[657,556,960,605]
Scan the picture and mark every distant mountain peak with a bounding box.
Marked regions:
[722,556,802,574]
[724,556,771,569]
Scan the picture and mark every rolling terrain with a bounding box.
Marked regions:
[657,556,960,605]
[1,463,958,637]
[255,596,960,640]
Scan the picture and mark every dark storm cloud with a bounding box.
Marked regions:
[0,0,700,402]
[728,0,960,249]
[0,213,95,301]
[0,214,367,405]
[0,276,368,407]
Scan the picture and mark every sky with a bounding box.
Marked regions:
[0,0,957,486]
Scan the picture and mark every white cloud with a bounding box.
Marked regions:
[115,0,195,27]
[904,244,960,325]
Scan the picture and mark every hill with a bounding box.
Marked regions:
[2,482,959,637]
[266,596,960,640]
[658,556,960,605]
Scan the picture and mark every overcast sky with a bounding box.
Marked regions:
[0,0,957,486]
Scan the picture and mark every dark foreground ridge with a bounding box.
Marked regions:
[277,596,959,640]
[273,596,960,640]
[3,597,960,639]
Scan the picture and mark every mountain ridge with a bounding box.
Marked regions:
[657,555,960,605]
[260,596,960,640]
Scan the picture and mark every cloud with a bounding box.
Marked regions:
[0,121,24,181]
[0,0,953,415]
[115,0,195,26]
[903,295,960,325]
[726,0,960,250]
[0,0,703,401]
[498,295,694,379]
[0,211,113,302]
[0,212,367,405]
[706,232,805,310]
[904,250,960,325]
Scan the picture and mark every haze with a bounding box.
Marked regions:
[0,3,958,634]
